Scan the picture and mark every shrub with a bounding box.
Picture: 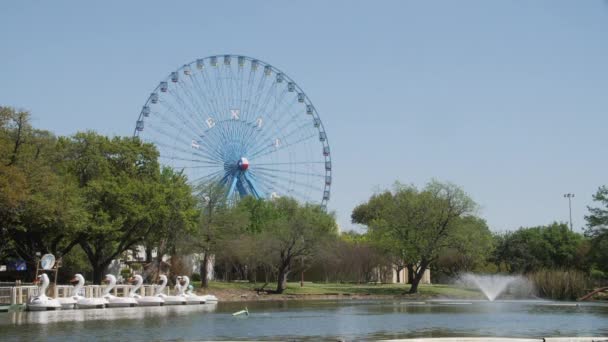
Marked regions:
[120,268,132,280]
[529,269,591,300]
[191,273,201,282]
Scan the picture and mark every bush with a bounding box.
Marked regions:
[529,269,591,300]
[120,268,131,281]
[191,273,201,282]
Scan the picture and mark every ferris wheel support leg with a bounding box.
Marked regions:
[244,172,265,200]
[227,174,239,200]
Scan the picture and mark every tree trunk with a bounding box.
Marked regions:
[92,261,110,285]
[408,261,429,294]
[276,262,290,294]
[395,266,403,283]
[145,247,153,263]
[406,264,415,284]
[201,253,210,288]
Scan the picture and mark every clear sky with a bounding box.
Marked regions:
[1,0,607,233]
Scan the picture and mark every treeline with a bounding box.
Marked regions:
[2,106,607,298]
[0,107,338,294]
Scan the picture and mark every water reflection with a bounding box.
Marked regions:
[7,304,218,326]
[0,300,607,341]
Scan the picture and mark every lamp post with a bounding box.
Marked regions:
[563,193,574,231]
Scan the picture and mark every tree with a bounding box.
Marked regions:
[58,131,165,283]
[433,216,494,279]
[141,167,198,280]
[0,107,86,277]
[585,186,608,273]
[491,222,587,273]
[190,183,249,287]
[253,197,337,294]
[353,180,477,293]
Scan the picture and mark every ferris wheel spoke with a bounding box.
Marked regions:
[146,125,218,162]
[191,72,220,117]
[153,103,203,139]
[167,89,209,133]
[250,170,315,203]
[253,161,325,166]
[213,66,230,119]
[251,168,324,194]
[189,169,225,187]
[148,120,224,163]
[249,132,316,161]
[240,87,290,152]
[254,166,325,179]
[177,78,209,125]
[245,97,300,154]
[158,98,207,135]
[249,134,315,162]
[146,128,221,163]
[199,69,223,118]
[159,154,222,166]
[193,70,220,116]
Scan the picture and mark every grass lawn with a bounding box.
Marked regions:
[204,281,484,299]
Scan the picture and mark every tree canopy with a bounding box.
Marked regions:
[352,180,478,293]
[585,186,608,273]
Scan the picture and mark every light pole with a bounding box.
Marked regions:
[563,193,574,231]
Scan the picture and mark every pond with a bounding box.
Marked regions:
[0,299,607,341]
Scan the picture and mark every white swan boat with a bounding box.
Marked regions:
[180,275,218,303]
[179,276,206,304]
[129,275,164,306]
[155,275,186,305]
[27,273,62,311]
[102,274,138,308]
[72,274,108,309]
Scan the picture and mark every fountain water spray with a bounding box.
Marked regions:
[460,273,526,301]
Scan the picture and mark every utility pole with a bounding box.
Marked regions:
[563,193,574,231]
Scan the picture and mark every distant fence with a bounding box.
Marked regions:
[0,285,169,305]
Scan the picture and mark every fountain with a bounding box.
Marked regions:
[460,273,528,301]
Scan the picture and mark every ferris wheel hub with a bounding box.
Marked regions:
[238,157,249,171]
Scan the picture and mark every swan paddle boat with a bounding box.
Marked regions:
[186,283,219,303]
[179,276,207,304]
[102,274,138,308]
[129,275,164,306]
[27,273,62,311]
[71,274,108,309]
[155,275,186,305]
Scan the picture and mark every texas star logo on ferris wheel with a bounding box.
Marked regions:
[134,55,332,209]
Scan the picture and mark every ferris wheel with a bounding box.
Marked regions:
[134,55,332,209]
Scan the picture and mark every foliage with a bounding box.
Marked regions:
[528,269,591,300]
[433,216,494,280]
[56,131,182,283]
[315,231,387,283]
[248,197,338,293]
[491,222,588,273]
[585,186,608,273]
[188,182,250,287]
[352,180,477,293]
[142,167,199,264]
[0,107,86,275]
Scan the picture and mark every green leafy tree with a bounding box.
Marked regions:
[434,216,494,279]
[585,186,608,273]
[0,107,86,275]
[491,222,587,273]
[189,183,249,287]
[252,197,337,293]
[57,131,164,283]
[353,180,477,293]
[141,167,199,280]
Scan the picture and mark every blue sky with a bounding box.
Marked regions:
[1,1,607,233]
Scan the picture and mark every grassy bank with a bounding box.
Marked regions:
[197,281,485,301]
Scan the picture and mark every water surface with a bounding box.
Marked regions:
[0,300,606,341]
